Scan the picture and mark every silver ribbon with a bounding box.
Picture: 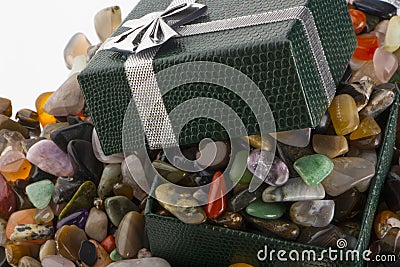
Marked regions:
[102,1,207,54]
[103,0,336,149]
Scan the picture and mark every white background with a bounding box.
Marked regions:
[0,0,139,116]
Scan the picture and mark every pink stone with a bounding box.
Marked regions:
[26,140,74,177]
[41,255,75,267]
[373,47,399,83]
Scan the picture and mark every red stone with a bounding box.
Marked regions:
[349,9,367,34]
[353,35,379,60]
[100,235,116,254]
[205,171,227,219]
[0,173,16,219]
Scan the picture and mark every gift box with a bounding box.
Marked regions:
[78,0,356,155]
[144,94,399,267]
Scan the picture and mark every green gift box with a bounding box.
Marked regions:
[144,94,399,267]
[78,0,356,155]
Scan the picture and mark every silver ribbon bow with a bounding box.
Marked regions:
[102,1,207,54]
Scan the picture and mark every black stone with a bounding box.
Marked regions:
[29,166,57,183]
[228,186,264,212]
[79,240,97,266]
[384,172,400,212]
[52,176,83,204]
[67,140,103,183]
[363,14,381,33]
[334,188,366,222]
[354,0,397,19]
[67,115,84,125]
[51,122,94,153]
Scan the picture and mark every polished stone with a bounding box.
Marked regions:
[246,199,285,220]
[101,235,116,254]
[153,160,187,184]
[353,0,397,19]
[350,132,382,149]
[360,89,395,118]
[0,173,16,219]
[269,128,311,148]
[0,115,29,138]
[0,129,25,156]
[336,77,374,111]
[353,34,379,60]
[110,249,125,261]
[328,94,360,136]
[374,47,398,83]
[98,163,122,199]
[79,240,97,266]
[294,154,333,186]
[10,224,54,242]
[35,92,57,127]
[210,211,243,230]
[276,142,315,177]
[58,181,97,220]
[15,109,40,129]
[40,122,69,139]
[228,186,264,212]
[39,240,57,261]
[229,150,253,184]
[0,150,32,182]
[94,6,122,42]
[113,183,134,200]
[321,157,375,196]
[384,15,400,52]
[205,171,227,219]
[55,225,88,261]
[290,200,335,227]
[26,180,54,210]
[334,188,365,222]
[244,214,300,240]
[18,256,42,267]
[196,140,230,170]
[90,239,112,267]
[56,208,88,230]
[155,183,207,224]
[350,116,381,140]
[374,210,400,239]
[115,211,145,259]
[312,134,349,158]
[52,176,83,204]
[0,98,12,117]
[26,140,74,177]
[121,155,148,202]
[67,140,103,182]
[51,122,93,153]
[41,255,75,267]
[262,177,325,202]
[5,208,40,240]
[5,243,34,266]
[44,73,85,116]
[105,196,139,226]
[350,9,367,34]
[64,33,91,70]
[85,207,108,242]
[297,224,357,249]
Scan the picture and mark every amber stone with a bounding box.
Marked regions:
[374,210,400,239]
[312,134,349,158]
[35,92,57,127]
[0,98,12,117]
[5,243,33,266]
[328,94,360,136]
[349,117,381,140]
[0,151,32,182]
[353,34,379,60]
[349,9,367,34]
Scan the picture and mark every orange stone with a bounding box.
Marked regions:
[374,210,400,239]
[353,35,379,61]
[349,117,381,140]
[100,235,116,254]
[35,92,57,127]
[0,159,32,182]
[349,9,367,35]
[6,208,52,244]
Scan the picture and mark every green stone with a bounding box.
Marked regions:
[105,196,139,226]
[229,150,253,184]
[294,154,333,186]
[25,180,54,209]
[58,181,97,219]
[245,199,285,220]
[110,249,125,261]
[98,163,122,199]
